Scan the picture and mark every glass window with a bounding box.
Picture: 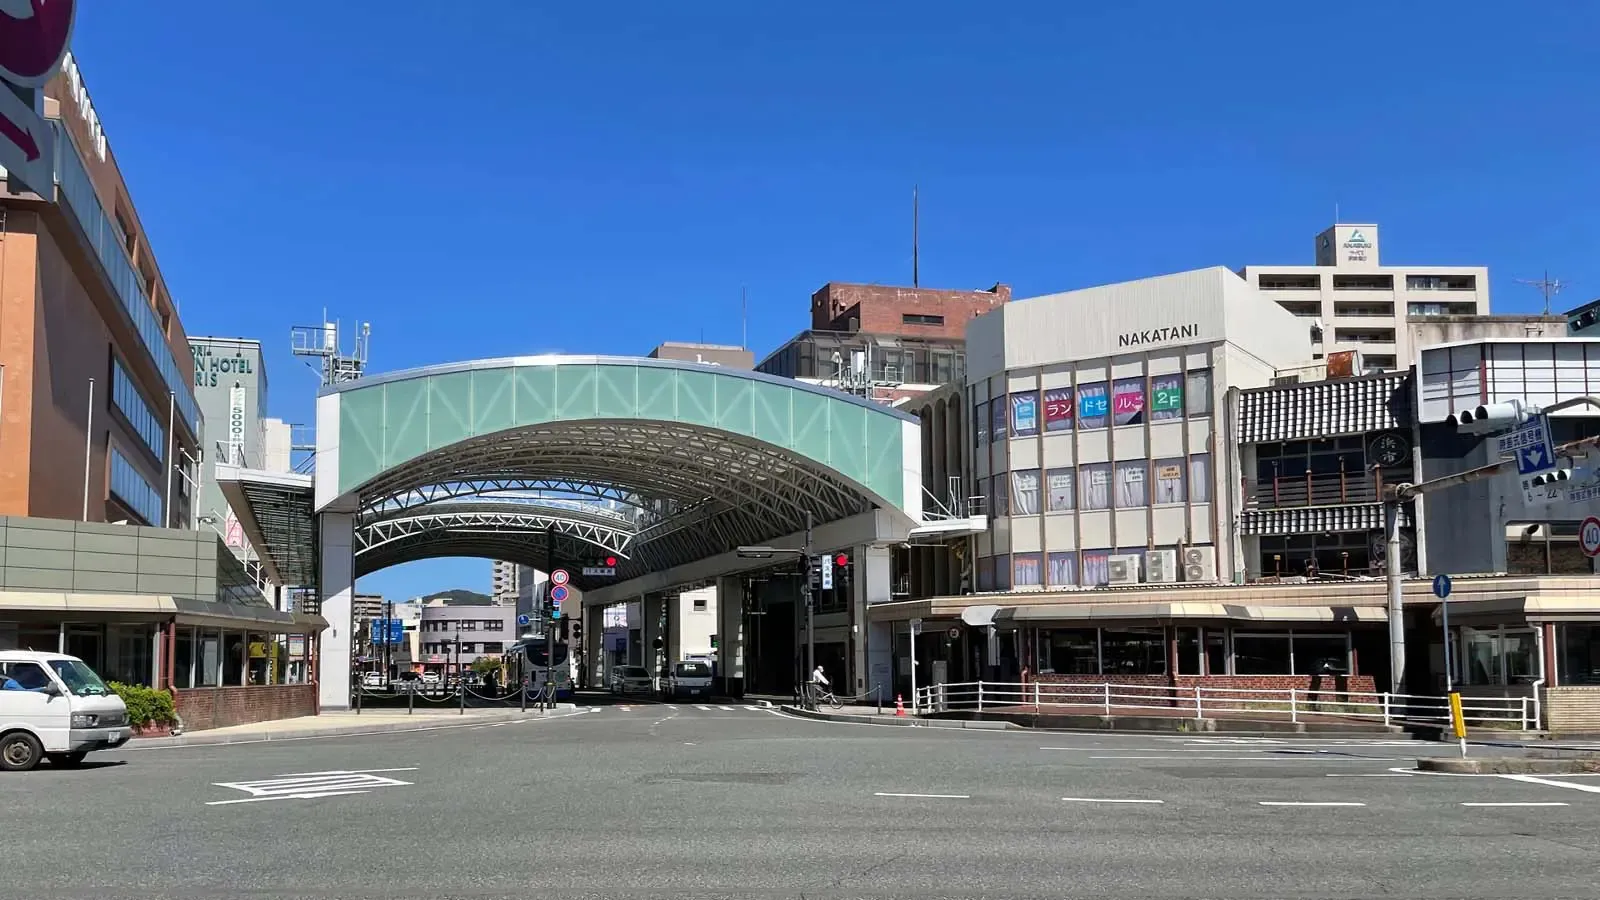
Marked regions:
[974,401,989,446]
[1101,628,1166,675]
[1043,388,1073,432]
[1011,469,1041,515]
[1153,458,1186,504]
[1204,628,1227,675]
[1233,633,1292,674]
[991,474,1009,516]
[991,398,1008,442]
[1010,391,1039,437]
[175,628,195,689]
[1189,454,1213,504]
[1045,467,1074,512]
[1176,627,1201,675]
[1293,634,1349,675]
[977,557,994,592]
[1076,381,1109,429]
[1111,377,1145,426]
[1045,629,1098,674]
[112,356,166,458]
[1012,553,1043,587]
[198,630,220,687]
[1559,624,1600,685]
[1185,368,1213,417]
[994,555,1012,591]
[110,447,164,526]
[1150,373,1184,422]
[1079,464,1111,511]
[1080,550,1111,587]
[1047,551,1077,587]
[222,632,246,686]
[1114,460,1148,508]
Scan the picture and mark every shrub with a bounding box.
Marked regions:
[107,682,178,727]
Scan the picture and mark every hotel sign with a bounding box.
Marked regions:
[0,0,74,194]
[1117,323,1199,348]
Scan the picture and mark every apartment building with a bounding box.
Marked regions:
[1240,224,1490,371]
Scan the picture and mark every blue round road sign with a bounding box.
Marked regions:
[551,585,569,603]
[516,613,530,626]
[1432,574,1452,599]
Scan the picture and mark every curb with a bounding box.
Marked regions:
[1416,755,1600,775]
[780,706,1419,738]
[126,708,573,748]
[779,706,1014,730]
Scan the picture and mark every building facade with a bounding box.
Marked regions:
[1240,223,1491,372]
[647,341,754,369]
[187,337,267,532]
[418,603,517,675]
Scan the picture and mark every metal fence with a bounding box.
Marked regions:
[910,681,1541,731]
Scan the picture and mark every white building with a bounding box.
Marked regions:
[1240,223,1491,372]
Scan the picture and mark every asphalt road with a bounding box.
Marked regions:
[2,697,1597,900]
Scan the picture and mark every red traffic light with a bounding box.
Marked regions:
[604,556,618,567]
[834,553,849,567]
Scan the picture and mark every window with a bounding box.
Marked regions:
[198,630,220,687]
[1294,633,1349,675]
[1079,464,1111,510]
[1080,550,1111,586]
[693,595,707,611]
[482,642,505,654]
[1185,369,1213,417]
[1114,460,1148,508]
[1101,628,1166,675]
[991,399,1007,442]
[1111,377,1145,426]
[1010,391,1039,437]
[1042,387,1073,432]
[1045,467,1074,512]
[0,661,52,690]
[1149,374,1184,421]
[993,556,1011,591]
[977,557,994,592]
[112,356,165,458]
[1461,626,1538,686]
[1076,381,1109,429]
[1188,454,1212,504]
[1559,624,1600,686]
[1047,551,1077,588]
[974,401,989,446]
[1234,633,1291,674]
[1045,629,1097,674]
[109,447,164,526]
[1332,274,1394,290]
[1011,469,1041,515]
[990,473,1010,516]
[1176,627,1201,675]
[1205,628,1227,675]
[1153,458,1186,504]
[1012,553,1042,587]
[901,313,945,326]
[458,643,477,655]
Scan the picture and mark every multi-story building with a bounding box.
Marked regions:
[647,341,754,369]
[491,560,519,606]
[418,603,517,675]
[1240,224,1491,371]
[187,337,292,534]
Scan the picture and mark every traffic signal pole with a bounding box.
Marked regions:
[804,511,815,684]
[546,525,555,711]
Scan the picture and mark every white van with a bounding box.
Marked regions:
[0,650,130,771]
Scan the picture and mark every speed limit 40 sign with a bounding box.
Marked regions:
[1581,517,1600,558]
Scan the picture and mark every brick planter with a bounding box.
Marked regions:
[174,684,317,731]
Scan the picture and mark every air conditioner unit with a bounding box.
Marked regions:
[1106,553,1142,586]
[1144,549,1179,583]
[1183,546,1218,582]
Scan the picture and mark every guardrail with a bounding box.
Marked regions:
[910,681,1540,731]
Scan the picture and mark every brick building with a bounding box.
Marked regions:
[810,282,1011,338]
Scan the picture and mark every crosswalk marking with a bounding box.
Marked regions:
[696,705,712,710]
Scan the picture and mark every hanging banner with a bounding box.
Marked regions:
[227,384,246,465]
[1076,382,1109,429]
[1043,388,1073,432]
[1150,374,1184,420]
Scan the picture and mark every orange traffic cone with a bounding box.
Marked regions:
[895,694,905,716]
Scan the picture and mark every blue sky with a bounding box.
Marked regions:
[71,1,1600,598]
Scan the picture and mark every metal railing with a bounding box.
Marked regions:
[909,681,1541,731]
[1242,467,1411,510]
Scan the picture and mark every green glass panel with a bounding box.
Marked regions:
[338,387,387,492]
[382,380,429,470]
[676,370,716,428]
[864,413,905,506]
[750,381,792,449]
[827,402,868,485]
[514,366,557,425]
[790,391,830,462]
[472,368,516,436]
[427,372,473,451]
[556,365,599,420]
[596,365,638,420]
[638,367,676,419]
[713,374,752,432]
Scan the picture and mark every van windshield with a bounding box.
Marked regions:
[48,659,111,696]
[674,662,711,678]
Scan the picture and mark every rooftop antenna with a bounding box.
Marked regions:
[1517,270,1570,315]
[741,285,748,350]
[912,184,920,288]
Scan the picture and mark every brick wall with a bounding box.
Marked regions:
[810,282,1010,338]
[1545,686,1600,735]
[175,684,316,731]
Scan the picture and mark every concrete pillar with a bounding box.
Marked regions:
[583,603,603,688]
[715,575,745,697]
[317,511,356,710]
[642,593,666,680]
[665,592,683,668]
[854,544,894,700]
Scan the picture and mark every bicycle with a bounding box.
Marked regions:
[808,683,843,710]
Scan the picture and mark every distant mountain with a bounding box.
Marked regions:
[422,588,494,606]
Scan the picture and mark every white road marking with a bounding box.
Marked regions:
[209,771,412,806]
[1462,802,1570,807]
[719,706,735,711]
[667,705,679,710]
[1044,747,1400,754]
[1259,801,1366,807]
[743,705,760,710]
[1326,773,1413,777]
[1090,755,1397,762]
[1501,774,1600,794]
[1061,797,1164,804]
[873,792,970,799]
[207,789,373,806]
[695,705,712,710]
[273,767,419,777]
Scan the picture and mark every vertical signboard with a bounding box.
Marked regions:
[227,384,246,465]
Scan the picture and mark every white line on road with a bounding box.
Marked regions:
[873,792,971,799]
[1462,802,1570,807]
[1044,747,1399,754]
[206,789,372,806]
[1326,773,1413,777]
[667,705,679,710]
[1501,774,1600,794]
[719,706,735,711]
[1258,801,1367,807]
[695,705,712,710]
[273,767,420,777]
[1090,755,1398,762]
[1061,797,1164,804]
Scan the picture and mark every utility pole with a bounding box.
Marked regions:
[546,525,556,711]
[804,510,815,682]
[912,184,920,288]
[1517,271,1570,316]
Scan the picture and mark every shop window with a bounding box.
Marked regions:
[1559,624,1600,685]
[1293,633,1350,675]
[1043,388,1073,432]
[1079,464,1111,511]
[223,633,246,686]
[1012,553,1043,587]
[1011,469,1041,515]
[991,399,1008,442]
[1233,633,1292,674]
[977,557,994,592]
[1114,460,1148,508]
[1176,627,1201,675]
[1047,551,1077,587]
[975,401,989,446]
[1045,628,1098,674]
[1153,457,1186,504]
[1111,377,1145,426]
[994,555,1012,591]
[1204,628,1228,675]
[1461,626,1539,686]
[198,630,221,687]
[1077,381,1109,429]
[1045,467,1074,512]
[1080,550,1111,587]
[1189,454,1212,504]
[1150,373,1184,422]
[1011,391,1039,437]
[175,628,195,689]
[1101,628,1167,675]
[1185,368,1213,417]
[991,474,1010,516]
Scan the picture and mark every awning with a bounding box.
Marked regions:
[907,515,988,543]
[0,590,326,631]
[214,465,317,587]
[1432,595,1600,624]
[1002,602,1387,624]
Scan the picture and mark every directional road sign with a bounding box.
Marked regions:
[549,569,570,587]
[1432,574,1452,599]
[1500,416,1555,476]
[1582,517,1600,558]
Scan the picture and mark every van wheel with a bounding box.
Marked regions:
[48,752,88,768]
[0,732,43,772]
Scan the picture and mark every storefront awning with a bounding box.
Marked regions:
[0,590,327,631]
[1432,595,1600,624]
[1002,602,1387,624]
[907,515,988,543]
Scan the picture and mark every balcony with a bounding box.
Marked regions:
[1242,467,1411,511]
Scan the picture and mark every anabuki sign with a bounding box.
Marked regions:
[0,0,75,194]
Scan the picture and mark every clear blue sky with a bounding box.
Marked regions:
[72,1,1600,599]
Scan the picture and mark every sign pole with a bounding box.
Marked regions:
[1434,574,1466,758]
[546,526,555,711]
[909,617,921,715]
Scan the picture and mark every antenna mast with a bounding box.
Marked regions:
[1517,271,1570,316]
[912,184,920,288]
[741,286,748,350]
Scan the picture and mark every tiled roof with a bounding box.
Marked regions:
[1239,371,1412,443]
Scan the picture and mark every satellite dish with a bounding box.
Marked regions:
[960,604,1001,627]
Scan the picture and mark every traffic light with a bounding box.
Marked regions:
[833,553,849,568]
[1448,400,1533,435]
[652,636,664,650]
[710,633,718,650]
[572,620,583,640]
[1532,468,1572,487]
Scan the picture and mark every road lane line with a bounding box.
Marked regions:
[1326,773,1413,777]
[1501,774,1600,794]
[667,705,679,710]
[1061,797,1164,804]
[1090,755,1398,762]
[873,792,970,799]
[719,706,735,711]
[695,705,712,710]
[1462,802,1570,807]
[206,789,372,806]
[1258,801,1366,807]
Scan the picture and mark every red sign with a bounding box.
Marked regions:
[1581,516,1600,558]
[0,0,75,87]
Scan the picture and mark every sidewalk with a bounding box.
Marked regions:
[781,704,1419,736]
[128,706,577,748]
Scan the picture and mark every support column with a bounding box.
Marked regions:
[642,593,666,681]
[854,544,893,701]
[317,511,356,710]
[716,575,746,697]
[665,592,683,669]
[583,603,603,689]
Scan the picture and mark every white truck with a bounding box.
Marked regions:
[0,650,131,771]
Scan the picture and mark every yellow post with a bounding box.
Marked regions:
[1447,691,1468,758]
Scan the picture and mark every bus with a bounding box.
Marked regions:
[512,638,575,700]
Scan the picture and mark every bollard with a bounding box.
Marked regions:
[459,678,466,715]
[408,682,415,715]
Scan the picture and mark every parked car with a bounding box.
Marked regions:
[609,665,654,695]
[662,661,714,700]
[361,671,386,688]
[420,671,442,686]
[0,650,130,771]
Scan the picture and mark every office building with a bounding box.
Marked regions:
[491,560,519,606]
[418,604,517,675]
[647,341,754,369]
